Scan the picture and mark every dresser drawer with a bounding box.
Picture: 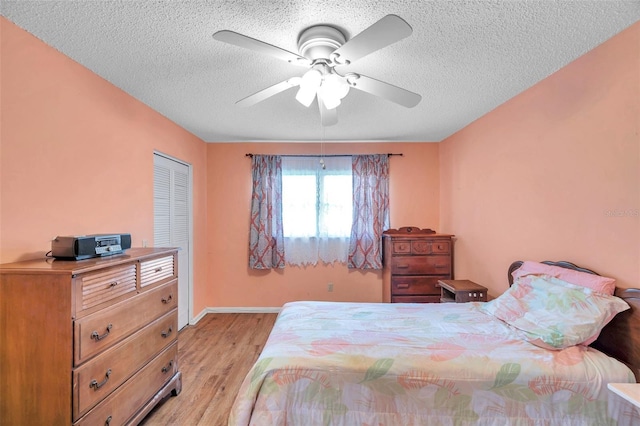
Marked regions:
[392,240,451,256]
[76,264,137,314]
[74,343,178,426]
[392,241,411,254]
[392,295,441,303]
[391,276,444,296]
[74,281,177,365]
[410,240,429,254]
[391,256,451,275]
[73,309,177,419]
[140,255,175,288]
[431,240,451,254]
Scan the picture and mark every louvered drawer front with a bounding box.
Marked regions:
[391,276,444,296]
[74,343,178,426]
[391,256,451,275]
[79,265,137,311]
[73,309,178,420]
[140,255,175,288]
[74,281,177,365]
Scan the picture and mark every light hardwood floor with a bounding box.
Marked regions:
[140,313,278,426]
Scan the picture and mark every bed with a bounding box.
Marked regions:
[229,261,640,425]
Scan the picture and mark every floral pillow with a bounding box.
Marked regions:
[482,275,629,350]
[511,260,616,295]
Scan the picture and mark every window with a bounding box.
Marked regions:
[248,154,390,270]
[281,156,352,265]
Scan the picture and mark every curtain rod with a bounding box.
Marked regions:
[245,153,403,158]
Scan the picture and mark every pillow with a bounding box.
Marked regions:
[482,275,629,350]
[511,260,616,295]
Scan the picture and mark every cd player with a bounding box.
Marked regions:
[51,233,132,260]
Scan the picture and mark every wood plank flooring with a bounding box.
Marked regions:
[139,313,278,426]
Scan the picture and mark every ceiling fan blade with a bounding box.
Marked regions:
[236,77,301,107]
[331,15,412,65]
[347,74,421,108]
[317,92,338,126]
[213,30,312,66]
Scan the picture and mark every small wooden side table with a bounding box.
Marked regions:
[608,383,640,408]
[438,279,487,303]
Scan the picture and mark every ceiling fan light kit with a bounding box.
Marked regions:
[212,14,422,126]
[295,63,350,110]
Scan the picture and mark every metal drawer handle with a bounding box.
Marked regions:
[155,267,163,273]
[161,294,173,304]
[108,281,119,288]
[397,265,409,269]
[161,360,174,374]
[161,326,173,338]
[435,265,448,269]
[89,369,112,390]
[91,324,113,341]
[105,416,112,426]
[397,284,410,289]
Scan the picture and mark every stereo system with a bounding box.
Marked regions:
[51,233,132,260]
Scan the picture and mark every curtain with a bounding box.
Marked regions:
[248,155,285,269]
[282,156,352,266]
[348,154,390,269]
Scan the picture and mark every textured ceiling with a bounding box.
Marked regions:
[2,1,639,142]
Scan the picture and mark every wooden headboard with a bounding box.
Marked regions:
[508,260,640,382]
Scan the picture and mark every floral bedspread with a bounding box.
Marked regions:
[229,301,638,426]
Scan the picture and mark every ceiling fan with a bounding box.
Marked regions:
[212,15,422,126]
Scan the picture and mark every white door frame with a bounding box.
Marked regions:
[153,150,193,327]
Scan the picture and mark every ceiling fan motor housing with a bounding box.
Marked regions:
[297,25,346,60]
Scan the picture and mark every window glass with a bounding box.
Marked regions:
[281,157,352,239]
[319,174,352,237]
[282,174,317,237]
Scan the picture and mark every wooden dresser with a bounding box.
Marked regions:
[382,227,454,303]
[0,247,182,425]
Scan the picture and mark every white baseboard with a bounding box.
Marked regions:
[190,307,281,325]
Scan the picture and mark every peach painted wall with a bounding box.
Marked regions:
[206,142,439,307]
[0,19,212,314]
[440,22,639,296]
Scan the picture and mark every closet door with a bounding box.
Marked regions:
[154,153,191,329]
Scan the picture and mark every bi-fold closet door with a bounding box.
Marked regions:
[154,153,191,329]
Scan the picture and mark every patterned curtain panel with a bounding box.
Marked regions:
[249,155,285,269]
[348,154,390,269]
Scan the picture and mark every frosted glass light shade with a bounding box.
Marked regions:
[295,69,322,107]
[323,73,350,99]
[296,86,317,107]
[320,73,349,110]
[321,86,341,109]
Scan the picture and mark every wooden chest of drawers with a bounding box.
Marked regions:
[0,247,182,425]
[382,227,454,303]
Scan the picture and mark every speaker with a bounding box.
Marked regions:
[75,237,96,256]
[120,233,132,250]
